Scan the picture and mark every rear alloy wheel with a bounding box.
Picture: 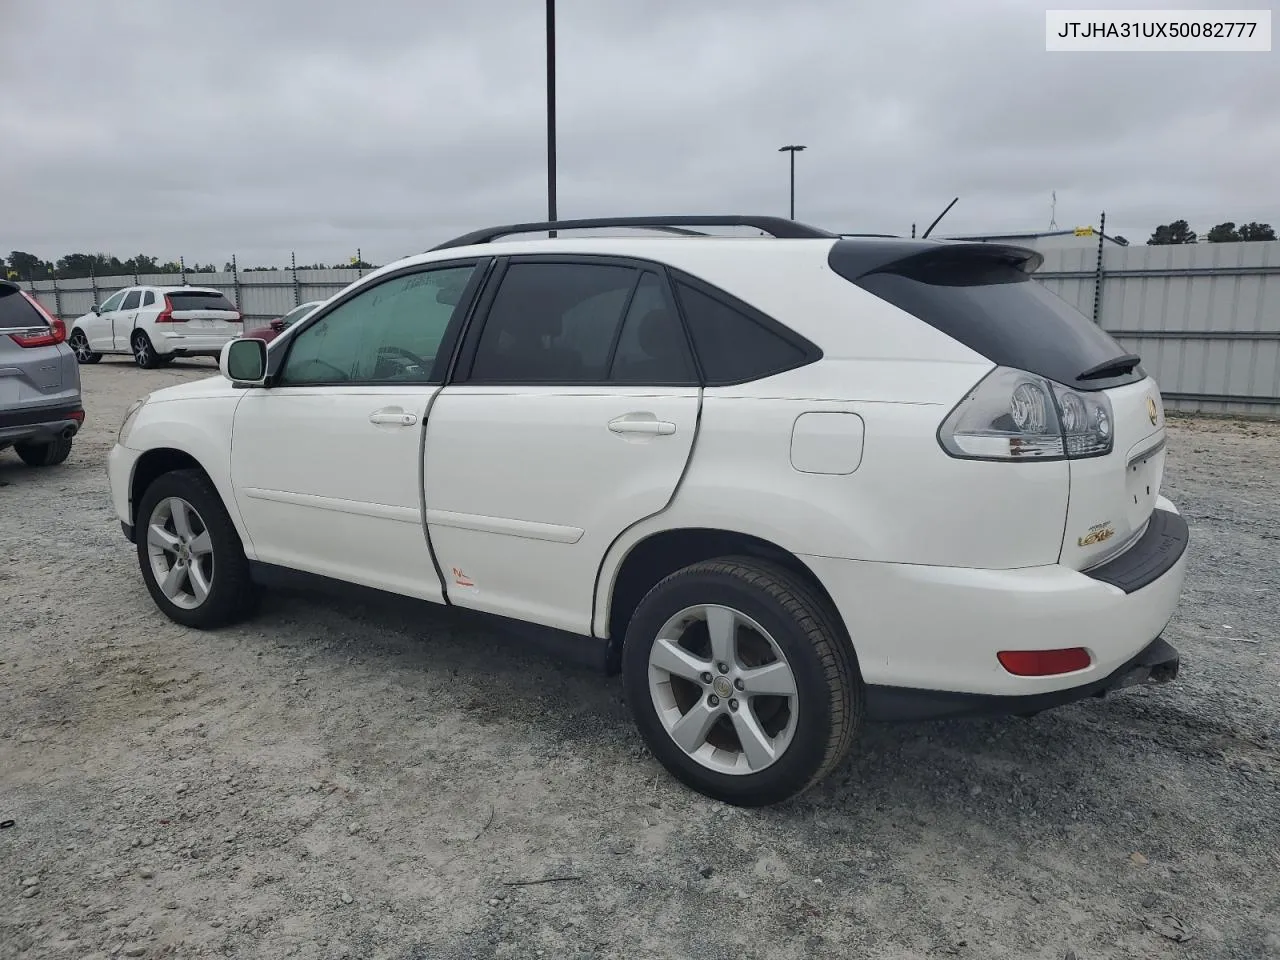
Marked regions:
[14,435,73,467]
[136,469,257,628]
[622,557,862,806]
[132,330,160,369]
[69,329,100,364]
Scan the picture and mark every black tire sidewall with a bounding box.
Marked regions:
[622,565,842,805]
[135,470,251,628]
[15,435,72,467]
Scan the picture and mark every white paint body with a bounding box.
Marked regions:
[107,236,1186,701]
[71,285,241,359]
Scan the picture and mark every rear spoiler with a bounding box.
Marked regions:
[827,238,1044,282]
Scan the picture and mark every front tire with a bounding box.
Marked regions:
[621,556,862,806]
[132,330,161,369]
[15,435,73,467]
[69,329,101,364]
[135,469,257,628]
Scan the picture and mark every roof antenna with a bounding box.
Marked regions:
[920,197,959,239]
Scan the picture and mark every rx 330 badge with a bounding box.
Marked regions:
[1078,521,1116,548]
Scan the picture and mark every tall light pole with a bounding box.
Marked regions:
[546,0,557,233]
[778,144,806,220]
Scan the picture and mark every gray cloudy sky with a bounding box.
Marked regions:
[2,0,1277,266]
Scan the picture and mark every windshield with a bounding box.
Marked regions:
[280,303,319,327]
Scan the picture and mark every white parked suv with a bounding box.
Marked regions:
[106,216,1189,806]
[69,285,242,368]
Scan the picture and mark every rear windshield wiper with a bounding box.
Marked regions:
[1077,354,1142,381]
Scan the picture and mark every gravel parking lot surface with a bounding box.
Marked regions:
[2,360,1278,960]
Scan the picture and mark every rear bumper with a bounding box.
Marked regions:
[151,331,238,357]
[0,401,84,445]
[801,495,1189,711]
[864,636,1180,721]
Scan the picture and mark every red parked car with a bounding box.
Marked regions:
[247,300,323,344]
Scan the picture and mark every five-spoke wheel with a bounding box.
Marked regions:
[623,557,862,806]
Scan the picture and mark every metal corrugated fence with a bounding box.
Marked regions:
[23,239,1280,414]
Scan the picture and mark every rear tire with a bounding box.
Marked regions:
[69,329,101,364]
[132,330,160,369]
[621,556,862,806]
[15,435,73,467]
[135,468,258,628]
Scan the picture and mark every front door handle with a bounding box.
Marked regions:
[608,415,676,436]
[369,408,418,426]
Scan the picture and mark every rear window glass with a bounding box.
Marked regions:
[168,291,237,312]
[847,253,1141,390]
[0,287,47,329]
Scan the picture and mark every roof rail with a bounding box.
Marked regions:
[430,215,837,251]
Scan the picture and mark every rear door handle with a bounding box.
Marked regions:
[608,415,676,436]
[369,408,418,426]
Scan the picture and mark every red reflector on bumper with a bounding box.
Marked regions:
[997,648,1091,676]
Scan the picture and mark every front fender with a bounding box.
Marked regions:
[122,394,255,557]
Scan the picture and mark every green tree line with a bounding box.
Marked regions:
[1148,220,1277,244]
[4,251,376,281]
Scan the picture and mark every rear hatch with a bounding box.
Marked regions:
[0,282,78,411]
[830,239,1161,571]
[165,290,241,334]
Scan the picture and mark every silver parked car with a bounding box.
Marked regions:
[0,280,84,466]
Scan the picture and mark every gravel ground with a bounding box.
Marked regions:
[2,359,1278,960]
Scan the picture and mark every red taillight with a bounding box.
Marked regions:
[7,293,68,347]
[997,648,1092,677]
[154,294,184,323]
[70,410,85,424]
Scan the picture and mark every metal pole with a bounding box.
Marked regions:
[911,223,917,239]
[291,251,299,307]
[789,151,796,220]
[777,145,805,221]
[546,0,557,237]
[52,269,62,321]
[1092,211,1106,323]
[357,248,363,280]
[231,254,241,313]
[179,256,186,285]
[90,266,99,309]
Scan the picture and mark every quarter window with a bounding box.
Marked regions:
[674,282,807,384]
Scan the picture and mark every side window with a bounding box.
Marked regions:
[142,291,156,307]
[279,265,475,385]
[469,263,638,383]
[609,272,696,384]
[675,282,807,384]
[121,290,141,310]
[99,291,126,312]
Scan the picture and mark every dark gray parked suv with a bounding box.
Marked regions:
[0,279,84,467]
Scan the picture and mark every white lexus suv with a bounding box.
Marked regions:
[69,285,242,368]
[107,216,1189,806]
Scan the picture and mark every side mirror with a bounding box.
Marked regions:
[220,338,267,386]
[91,304,100,314]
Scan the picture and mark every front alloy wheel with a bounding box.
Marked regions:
[135,468,257,628]
[145,496,215,609]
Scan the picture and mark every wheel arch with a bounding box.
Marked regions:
[130,447,213,528]
[598,526,848,675]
